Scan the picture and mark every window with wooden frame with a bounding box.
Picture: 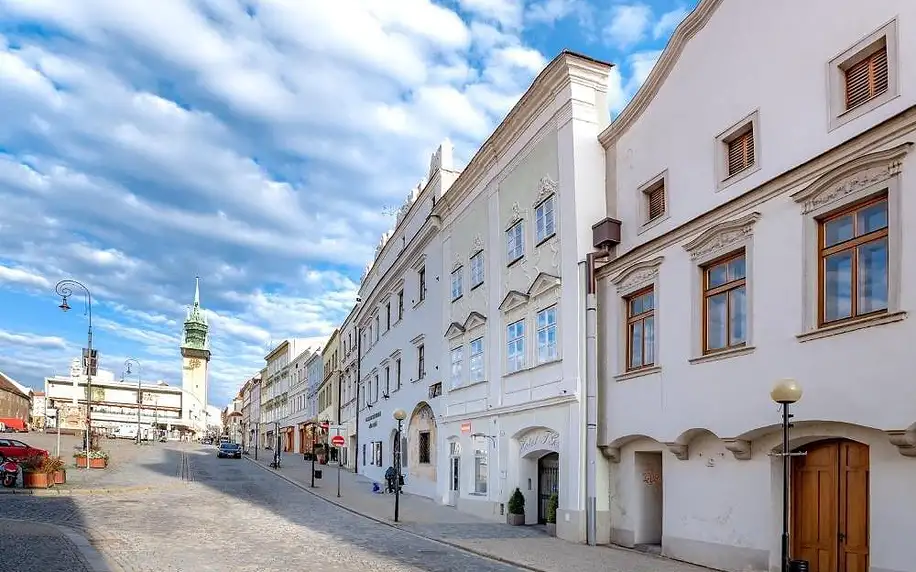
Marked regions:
[625,287,655,370]
[845,43,888,111]
[726,128,755,178]
[818,194,888,326]
[418,431,431,464]
[702,251,747,353]
[645,180,666,222]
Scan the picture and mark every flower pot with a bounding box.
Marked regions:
[546,522,556,536]
[53,469,66,484]
[89,457,107,469]
[23,472,52,489]
[506,513,525,526]
[75,457,88,468]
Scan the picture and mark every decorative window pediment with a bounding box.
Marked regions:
[410,333,425,345]
[532,175,558,207]
[470,234,484,256]
[410,254,428,271]
[463,311,487,331]
[445,322,466,339]
[506,202,527,230]
[452,252,463,273]
[682,212,761,261]
[499,290,529,312]
[526,272,561,298]
[790,142,912,214]
[612,256,664,295]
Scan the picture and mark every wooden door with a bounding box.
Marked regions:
[791,440,869,572]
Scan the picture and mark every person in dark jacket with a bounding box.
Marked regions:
[384,466,397,493]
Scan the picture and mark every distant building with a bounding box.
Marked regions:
[0,370,30,431]
[30,391,46,429]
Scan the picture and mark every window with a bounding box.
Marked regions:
[727,129,754,177]
[384,366,390,395]
[373,441,383,466]
[819,195,888,325]
[507,320,525,373]
[506,221,524,264]
[470,251,484,288]
[386,302,391,330]
[418,267,427,302]
[645,180,666,222]
[474,439,488,494]
[535,196,556,243]
[845,44,888,111]
[373,374,379,403]
[395,358,401,391]
[828,21,897,131]
[362,443,366,466]
[428,382,442,399]
[418,431,431,464]
[626,288,655,370]
[702,252,747,353]
[398,290,404,319]
[401,436,408,468]
[469,337,484,382]
[374,316,380,341]
[451,267,463,300]
[536,306,558,363]
[450,346,463,388]
[417,344,425,379]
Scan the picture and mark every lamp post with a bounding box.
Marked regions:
[770,379,804,572]
[124,358,142,445]
[393,408,407,523]
[55,279,93,468]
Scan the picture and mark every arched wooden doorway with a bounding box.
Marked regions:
[791,439,869,572]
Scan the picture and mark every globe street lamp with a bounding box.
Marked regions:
[393,408,407,523]
[55,279,93,468]
[770,379,803,572]
[124,359,142,445]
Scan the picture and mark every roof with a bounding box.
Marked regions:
[0,371,29,399]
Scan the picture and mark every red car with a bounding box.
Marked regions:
[0,438,48,462]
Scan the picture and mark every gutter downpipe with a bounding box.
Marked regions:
[585,248,608,546]
[355,325,362,475]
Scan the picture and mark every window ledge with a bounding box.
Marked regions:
[503,358,561,378]
[413,298,426,309]
[450,379,488,393]
[688,345,756,365]
[796,311,907,343]
[614,366,661,382]
[716,164,761,192]
[638,214,670,235]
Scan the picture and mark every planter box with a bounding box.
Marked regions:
[76,457,108,469]
[53,469,66,485]
[23,472,52,489]
[506,513,525,526]
[546,522,556,536]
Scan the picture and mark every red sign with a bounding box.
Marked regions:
[331,435,345,447]
[320,421,330,430]
[460,422,471,434]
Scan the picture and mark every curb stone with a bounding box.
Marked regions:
[0,483,184,496]
[0,517,124,572]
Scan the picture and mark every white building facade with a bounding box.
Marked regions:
[260,339,311,451]
[434,52,612,542]
[355,141,457,498]
[338,308,359,469]
[285,348,314,453]
[594,2,916,572]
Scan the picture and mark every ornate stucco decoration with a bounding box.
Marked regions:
[506,201,527,229]
[791,142,912,214]
[463,311,487,331]
[682,212,761,261]
[519,430,560,456]
[532,175,558,207]
[452,252,463,272]
[526,272,561,299]
[444,321,465,339]
[599,446,620,463]
[663,442,688,461]
[722,438,751,461]
[611,256,664,295]
[499,290,529,313]
[471,234,484,256]
[885,428,916,457]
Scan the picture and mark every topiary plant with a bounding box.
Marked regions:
[546,492,558,524]
[507,487,525,515]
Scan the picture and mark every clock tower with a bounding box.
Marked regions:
[180,277,210,434]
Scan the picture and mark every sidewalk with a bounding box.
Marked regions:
[0,518,116,572]
[248,453,709,572]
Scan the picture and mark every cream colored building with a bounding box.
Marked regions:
[318,329,340,426]
[338,307,359,469]
[260,339,312,450]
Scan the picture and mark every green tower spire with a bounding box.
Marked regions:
[181,276,209,352]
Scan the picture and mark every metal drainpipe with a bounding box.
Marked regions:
[585,248,608,546]
[355,326,362,475]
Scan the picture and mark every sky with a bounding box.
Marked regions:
[0,0,695,407]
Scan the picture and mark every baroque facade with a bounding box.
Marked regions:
[593,2,916,572]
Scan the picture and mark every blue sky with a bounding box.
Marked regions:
[0,0,695,406]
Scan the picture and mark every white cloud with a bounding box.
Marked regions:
[602,3,652,49]
[457,0,524,28]
[653,6,689,39]
[0,329,69,349]
[0,264,50,289]
[607,50,663,116]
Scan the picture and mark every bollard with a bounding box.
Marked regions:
[788,559,809,572]
[314,469,323,480]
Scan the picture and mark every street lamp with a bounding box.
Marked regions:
[124,358,142,445]
[393,408,407,523]
[55,279,93,468]
[770,379,803,572]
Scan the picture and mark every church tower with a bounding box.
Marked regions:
[180,277,210,434]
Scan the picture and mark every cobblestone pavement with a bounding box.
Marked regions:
[0,519,95,572]
[0,443,527,571]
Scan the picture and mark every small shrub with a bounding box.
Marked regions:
[507,488,525,515]
[546,492,558,524]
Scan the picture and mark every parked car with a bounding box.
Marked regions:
[0,438,49,462]
[217,442,242,459]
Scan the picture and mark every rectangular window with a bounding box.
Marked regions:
[469,337,484,382]
[474,440,488,494]
[536,306,558,363]
[362,443,366,466]
[373,374,379,402]
[451,267,463,300]
[703,252,747,353]
[819,195,888,325]
[386,302,391,330]
[506,221,524,264]
[626,288,655,370]
[398,290,404,319]
[450,346,463,388]
[395,358,401,391]
[727,129,755,177]
[507,320,525,373]
[535,196,556,243]
[374,441,382,466]
[417,344,425,378]
[384,366,390,395]
[374,316,380,341]
[418,431,431,464]
[645,180,666,221]
[845,45,888,110]
[470,251,485,288]
[401,436,408,468]
[419,267,427,301]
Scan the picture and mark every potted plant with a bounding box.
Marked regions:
[47,456,66,484]
[74,449,109,469]
[545,492,558,536]
[22,454,53,488]
[506,487,526,525]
